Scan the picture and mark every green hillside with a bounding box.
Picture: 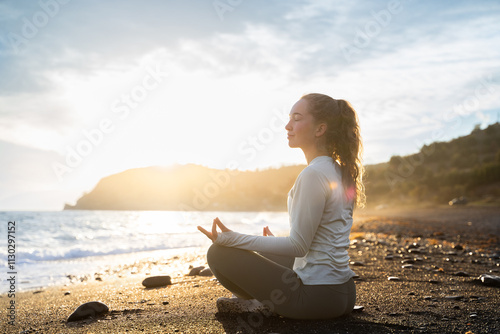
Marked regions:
[365,123,500,206]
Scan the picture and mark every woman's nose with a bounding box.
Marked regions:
[285,119,292,131]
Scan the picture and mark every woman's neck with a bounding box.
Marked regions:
[303,147,330,165]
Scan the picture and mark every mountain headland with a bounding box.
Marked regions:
[65,123,500,211]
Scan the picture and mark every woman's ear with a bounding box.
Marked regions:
[316,123,327,137]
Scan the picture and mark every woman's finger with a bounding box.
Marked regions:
[215,217,231,232]
[212,219,218,240]
[197,226,214,241]
[263,226,274,236]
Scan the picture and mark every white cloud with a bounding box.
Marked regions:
[1,0,500,209]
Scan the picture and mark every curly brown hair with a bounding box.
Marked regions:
[301,93,365,207]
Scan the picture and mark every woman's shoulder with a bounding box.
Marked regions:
[301,157,341,180]
[296,159,339,188]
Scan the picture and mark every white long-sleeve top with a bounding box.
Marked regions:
[215,155,356,285]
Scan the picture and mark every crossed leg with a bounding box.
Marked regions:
[207,244,355,320]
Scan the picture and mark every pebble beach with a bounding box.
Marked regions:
[1,205,499,334]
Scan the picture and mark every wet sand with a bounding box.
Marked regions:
[1,205,499,333]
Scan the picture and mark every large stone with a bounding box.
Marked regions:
[142,275,172,288]
[199,268,213,276]
[67,301,109,322]
[480,274,500,287]
[188,266,205,276]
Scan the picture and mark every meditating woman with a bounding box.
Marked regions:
[198,93,364,319]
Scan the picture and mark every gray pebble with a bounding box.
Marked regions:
[444,295,464,300]
[407,243,420,249]
[487,253,500,259]
[479,274,500,287]
[188,266,205,276]
[350,261,365,266]
[142,275,172,288]
[67,301,109,322]
[198,268,213,276]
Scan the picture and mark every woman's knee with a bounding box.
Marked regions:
[207,244,238,268]
[207,243,223,267]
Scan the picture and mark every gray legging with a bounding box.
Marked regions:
[207,244,356,320]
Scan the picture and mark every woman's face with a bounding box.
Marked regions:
[285,99,318,150]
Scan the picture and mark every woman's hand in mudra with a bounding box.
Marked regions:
[197,217,231,242]
[263,226,274,236]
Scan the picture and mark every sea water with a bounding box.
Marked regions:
[0,210,289,292]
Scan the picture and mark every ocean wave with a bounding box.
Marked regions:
[16,242,207,263]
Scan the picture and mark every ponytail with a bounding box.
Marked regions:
[301,94,365,207]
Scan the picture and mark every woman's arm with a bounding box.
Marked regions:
[210,168,330,257]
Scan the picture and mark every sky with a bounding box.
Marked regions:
[0,0,499,210]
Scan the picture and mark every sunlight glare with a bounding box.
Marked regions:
[135,211,187,235]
